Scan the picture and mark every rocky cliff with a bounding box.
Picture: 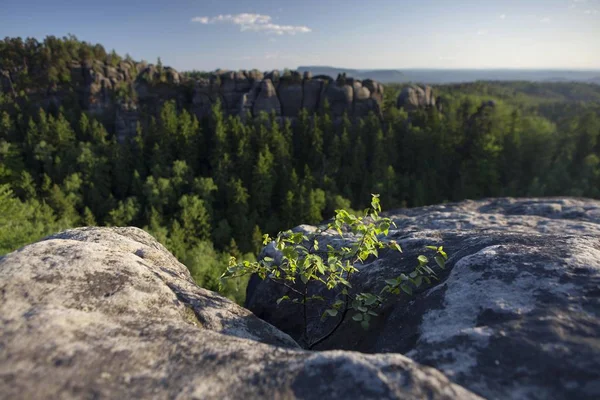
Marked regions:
[1,199,598,399]
[0,227,480,400]
[1,58,387,141]
[247,198,600,400]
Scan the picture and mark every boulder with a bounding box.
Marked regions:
[354,84,371,101]
[397,85,436,111]
[302,79,323,112]
[278,80,304,117]
[0,227,480,400]
[246,198,600,400]
[164,66,181,84]
[253,79,281,116]
[363,79,384,103]
[321,82,354,117]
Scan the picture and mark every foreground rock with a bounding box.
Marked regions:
[247,198,600,400]
[0,227,479,399]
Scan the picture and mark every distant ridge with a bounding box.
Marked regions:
[297,66,404,83]
[297,66,600,84]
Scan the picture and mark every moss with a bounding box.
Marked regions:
[182,305,203,328]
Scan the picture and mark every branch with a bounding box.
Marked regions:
[307,225,371,349]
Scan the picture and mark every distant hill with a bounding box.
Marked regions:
[297,66,404,83]
[297,66,600,84]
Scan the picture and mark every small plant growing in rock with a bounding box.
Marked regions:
[221,194,447,349]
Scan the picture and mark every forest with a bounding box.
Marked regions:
[1,36,599,303]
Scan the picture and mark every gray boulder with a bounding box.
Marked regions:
[278,79,304,117]
[322,82,354,117]
[397,85,436,111]
[302,79,323,112]
[0,227,480,400]
[363,79,384,103]
[247,198,600,400]
[253,79,281,116]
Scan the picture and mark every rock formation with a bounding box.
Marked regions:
[0,227,480,399]
[247,198,600,400]
[397,85,439,111]
[192,70,384,120]
[1,58,387,141]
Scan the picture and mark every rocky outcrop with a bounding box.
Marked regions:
[397,85,438,111]
[0,227,480,400]
[1,54,388,140]
[247,198,600,400]
[190,70,384,120]
[252,79,281,116]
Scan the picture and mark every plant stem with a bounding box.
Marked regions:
[307,228,369,349]
[302,283,308,345]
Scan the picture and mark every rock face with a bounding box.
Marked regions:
[0,227,480,400]
[246,198,600,400]
[191,71,384,120]
[1,61,387,141]
[397,85,438,111]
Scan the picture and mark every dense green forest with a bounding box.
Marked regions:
[1,37,599,303]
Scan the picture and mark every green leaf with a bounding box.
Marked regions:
[413,276,423,287]
[424,265,437,275]
[262,234,271,245]
[324,309,338,317]
[352,313,363,322]
[435,255,446,269]
[361,320,370,330]
[426,245,438,250]
[400,284,413,295]
[364,296,378,306]
[263,256,274,262]
[417,255,428,264]
[385,279,398,286]
[276,296,290,305]
[300,274,309,284]
[357,306,368,312]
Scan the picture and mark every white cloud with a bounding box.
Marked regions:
[499,14,506,20]
[191,16,209,24]
[191,13,311,35]
[584,9,599,14]
[540,17,552,23]
[477,29,488,36]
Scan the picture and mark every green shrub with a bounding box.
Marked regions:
[221,194,447,348]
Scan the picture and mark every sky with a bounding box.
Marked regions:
[1,0,600,71]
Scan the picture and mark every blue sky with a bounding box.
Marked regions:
[2,0,599,71]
